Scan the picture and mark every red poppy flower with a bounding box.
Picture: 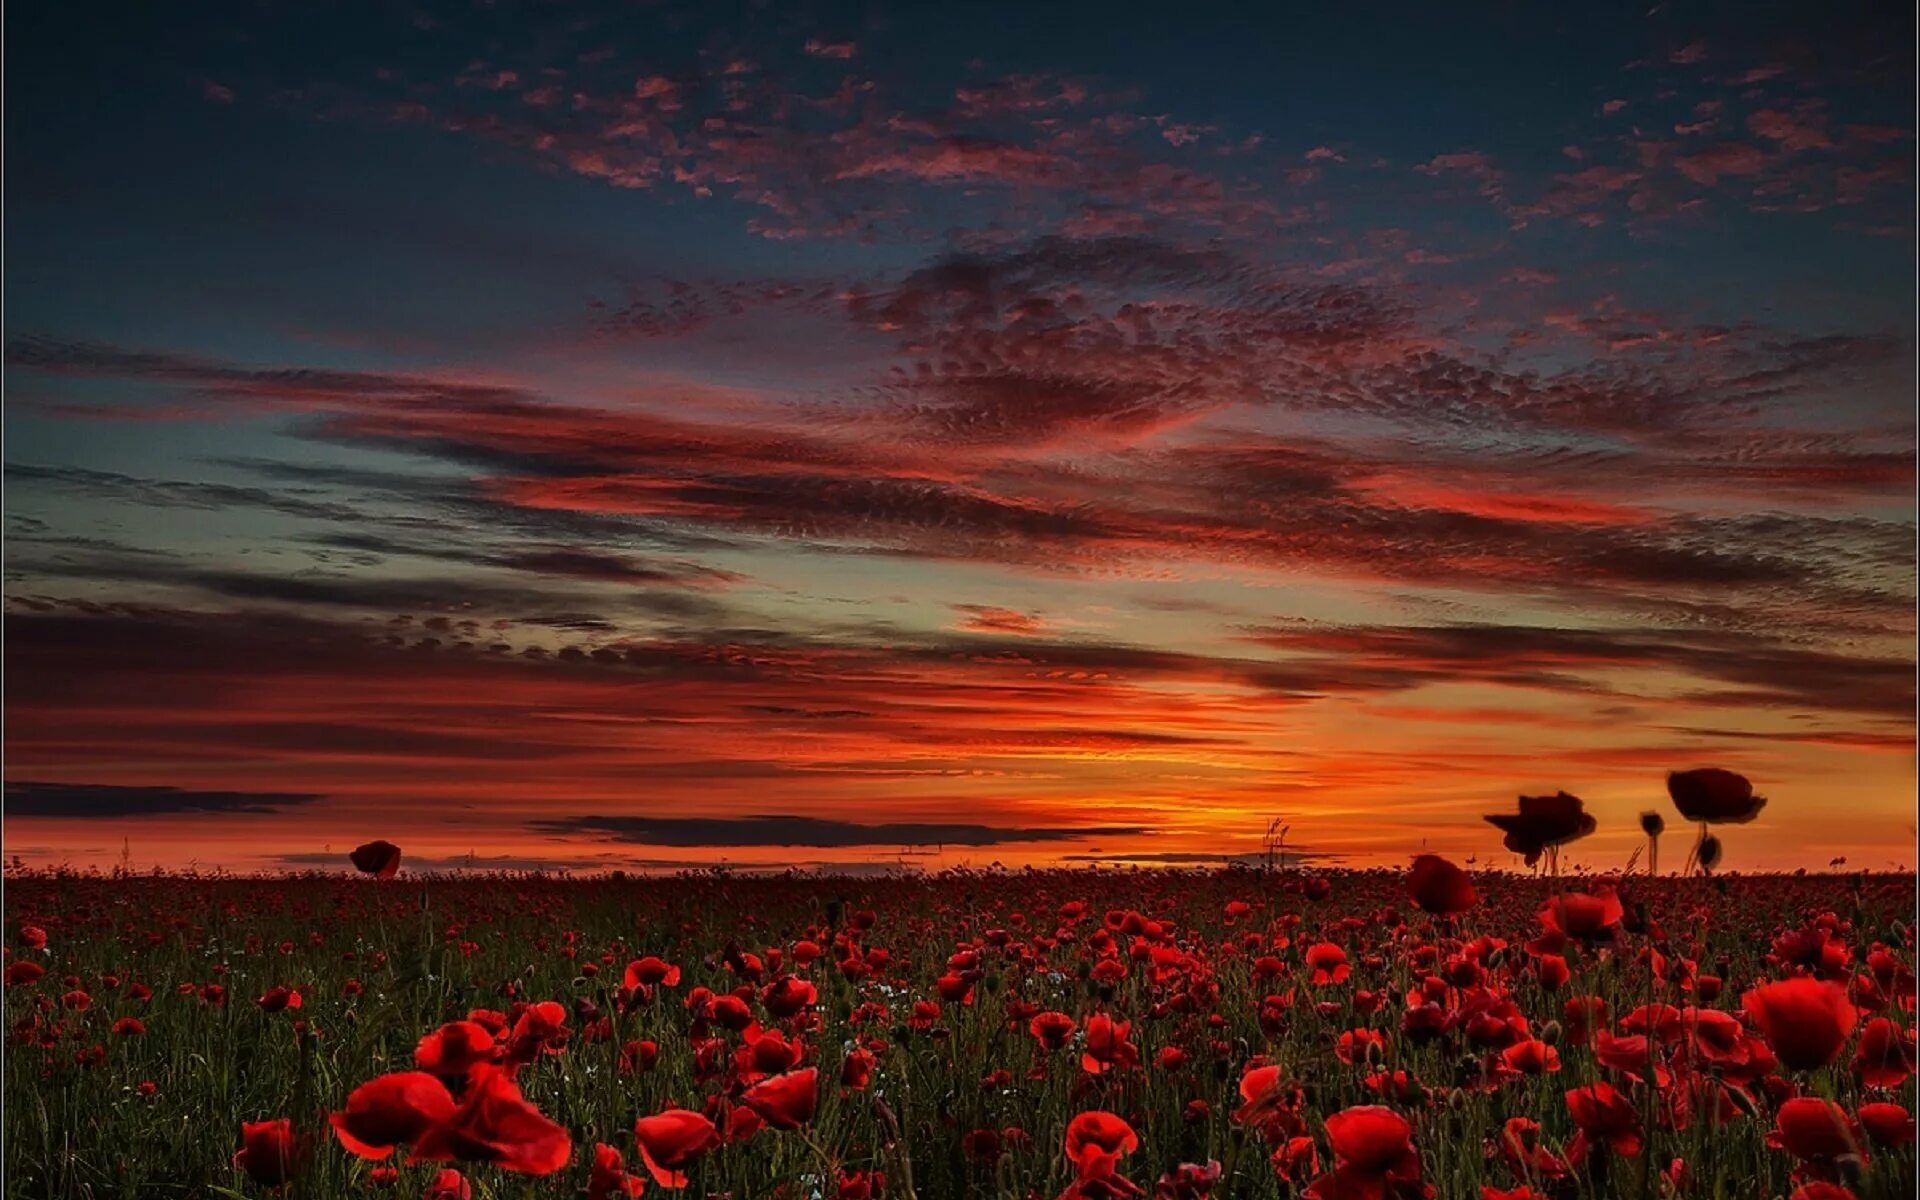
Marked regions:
[415,1021,501,1081]
[1082,1013,1139,1074]
[1852,1016,1914,1087]
[1768,1098,1866,1169]
[588,1142,647,1200]
[1501,1039,1561,1075]
[1559,995,1607,1047]
[1743,979,1858,1071]
[1155,1160,1221,1199]
[1406,854,1477,915]
[1538,890,1623,943]
[1304,1105,1424,1200]
[1233,1064,1287,1127]
[633,1109,721,1188]
[1535,955,1570,991]
[349,840,403,878]
[1565,1083,1641,1160]
[1483,792,1595,865]
[5,960,44,986]
[256,986,302,1014]
[1857,1101,1914,1148]
[624,956,682,990]
[1787,1185,1858,1200]
[422,1168,470,1200]
[1496,1117,1569,1182]
[1678,1006,1754,1068]
[1063,1111,1142,1195]
[1030,1010,1078,1050]
[233,1119,309,1187]
[1305,943,1350,985]
[1335,1027,1387,1066]
[330,1072,459,1159]
[742,1067,818,1129]
[1666,768,1766,824]
[503,1000,570,1067]
[763,975,817,1018]
[411,1066,570,1175]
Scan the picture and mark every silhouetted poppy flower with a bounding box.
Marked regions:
[1565,1083,1641,1160]
[330,1072,459,1160]
[632,1109,721,1188]
[1666,768,1766,824]
[1483,792,1595,865]
[349,840,402,878]
[742,1067,818,1129]
[1406,855,1477,915]
[1743,978,1858,1071]
[1854,1017,1916,1088]
[1304,1105,1424,1200]
[234,1119,309,1187]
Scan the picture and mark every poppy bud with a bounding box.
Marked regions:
[1541,1020,1562,1045]
[1486,947,1506,970]
[1446,1087,1466,1110]
[1698,835,1723,873]
[1639,811,1665,838]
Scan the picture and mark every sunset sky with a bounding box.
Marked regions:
[5,1,1914,875]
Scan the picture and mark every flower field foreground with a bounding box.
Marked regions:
[4,864,1914,1199]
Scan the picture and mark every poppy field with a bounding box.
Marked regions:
[4,797,1916,1200]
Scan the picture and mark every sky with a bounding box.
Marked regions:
[4,1,1915,875]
